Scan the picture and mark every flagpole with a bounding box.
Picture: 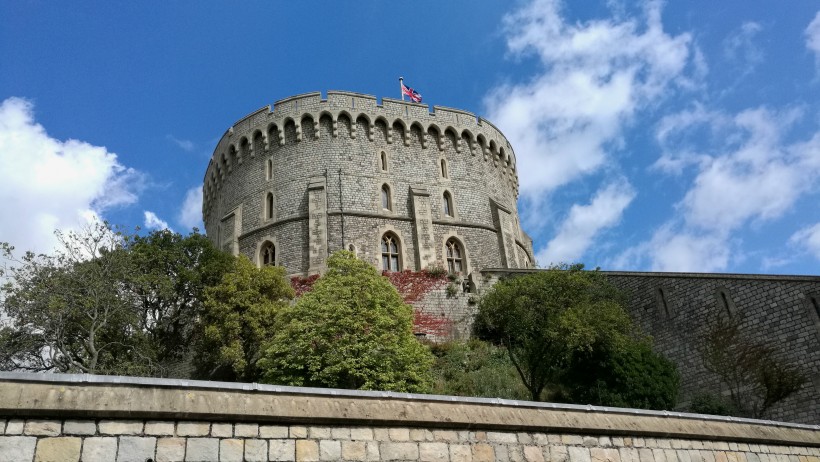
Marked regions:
[399,76,405,101]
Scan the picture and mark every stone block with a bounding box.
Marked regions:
[382,442,419,460]
[389,427,411,441]
[366,442,381,461]
[495,445,511,462]
[296,439,320,462]
[585,437,601,447]
[411,429,431,442]
[551,445,570,462]
[331,427,351,439]
[186,438,219,462]
[177,421,210,436]
[563,435,584,446]
[211,423,233,437]
[98,420,143,435]
[80,437,117,462]
[350,427,374,441]
[220,439,244,462]
[433,430,459,442]
[63,420,96,436]
[525,445,546,462]
[269,439,296,461]
[24,420,61,436]
[234,423,259,438]
[653,448,667,462]
[145,421,175,436]
[156,437,186,462]
[420,442,449,462]
[487,431,518,444]
[34,437,82,462]
[0,419,4,435]
[261,425,289,439]
[449,444,472,462]
[290,425,308,438]
[117,437,157,462]
[343,441,367,461]
[570,447,592,462]
[518,432,533,445]
[245,439,267,462]
[373,428,390,441]
[320,440,341,461]
[472,443,495,462]
[620,448,640,462]
[0,436,37,462]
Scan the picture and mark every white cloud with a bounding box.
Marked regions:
[167,135,195,152]
[143,211,172,231]
[0,97,143,255]
[790,223,820,260]
[723,22,764,75]
[806,11,820,68]
[178,186,203,231]
[537,181,635,265]
[485,0,695,199]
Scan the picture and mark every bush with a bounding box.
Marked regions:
[258,251,433,392]
[430,340,529,400]
[687,393,737,416]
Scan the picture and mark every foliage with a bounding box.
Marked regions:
[687,393,737,417]
[475,264,634,401]
[290,274,320,297]
[382,269,448,304]
[0,223,153,374]
[0,224,234,376]
[430,340,529,400]
[192,256,294,382]
[259,251,433,392]
[700,311,806,419]
[558,338,679,410]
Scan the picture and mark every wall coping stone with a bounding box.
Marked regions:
[482,268,820,282]
[0,372,818,446]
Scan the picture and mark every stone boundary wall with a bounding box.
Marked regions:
[0,373,818,462]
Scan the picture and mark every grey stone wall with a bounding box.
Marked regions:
[203,91,534,276]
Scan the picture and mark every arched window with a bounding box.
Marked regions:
[266,159,273,180]
[443,191,453,217]
[265,192,274,220]
[446,238,463,273]
[440,159,448,178]
[380,151,387,172]
[260,242,275,266]
[381,184,391,211]
[381,233,401,271]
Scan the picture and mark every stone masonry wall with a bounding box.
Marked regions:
[0,373,817,462]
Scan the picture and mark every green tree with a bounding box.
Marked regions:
[701,311,806,418]
[126,229,233,366]
[192,255,294,382]
[430,340,529,400]
[0,223,154,375]
[258,251,433,392]
[475,265,637,402]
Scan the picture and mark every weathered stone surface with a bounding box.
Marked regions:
[389,427,410,441]
[219,439,244,462]
[450,444,472,462]
[320,440,342,461]
[245,439,267,462]
[382,442,419,460]
[25,420,61,436]
[551,445,570,462]
[488,431,518,444]
[156,437,186,462]
[234,423,259,438]
[186,438,219,462]
[177,421,210,436]
[0,436,37,462]
[296,439,319,462]
[269,439,295,461]
[80,437,117,462]
[342,441,367,461]
[524,445,546,462]
[98,420,143,435]
[62,420,96,436]
[331,427,351,439]
[472,443,495,462]
[570,447,592,462]
[366,442,381,461]
[420,442,449,462]
[261,425,289,439]
[145,421,175,436]
[34,437,82,462]
[433,430,460,442]
[117,436,157,462]
[211,422,233,438]
[350,427,374,441]
[290,425,308,439]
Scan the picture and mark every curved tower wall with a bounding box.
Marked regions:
[203,91,533,276]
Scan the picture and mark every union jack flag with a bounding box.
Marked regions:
[401,82,422,103]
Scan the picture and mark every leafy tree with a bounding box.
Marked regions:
[475,265,636,401]
[0,223,154,374]
[558,338,679,410]
[258,251,433,392]
[430,340,529,400]
[193,255,294,382]
[126,229,234,365]
[701,311,806,418]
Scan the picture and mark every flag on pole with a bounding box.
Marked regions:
[400,79,423,103]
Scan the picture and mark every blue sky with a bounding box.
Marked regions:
[1,1,819,275]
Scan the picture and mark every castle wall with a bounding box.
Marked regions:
[1,373,817,461]
[203,91,532,276]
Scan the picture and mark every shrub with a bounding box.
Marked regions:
[430,340,529,400]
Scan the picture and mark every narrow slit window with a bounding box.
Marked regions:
[440,159,448,178]
[443,191,452,217]
[381,184,391,210]
[265,193,274,220]
[266,159,273,180]
[811,296,819,320]
[657,288,671,317]
[380,152,387,171]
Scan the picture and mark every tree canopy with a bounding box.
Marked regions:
[258,251,433,392]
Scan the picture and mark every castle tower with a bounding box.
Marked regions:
[203,91,533,276]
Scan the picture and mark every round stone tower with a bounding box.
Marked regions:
[203,91,533,277]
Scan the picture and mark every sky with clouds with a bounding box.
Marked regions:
[1,1,818,275]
